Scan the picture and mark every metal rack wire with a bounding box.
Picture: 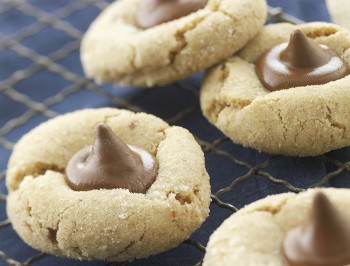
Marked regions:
[1,1,350,265]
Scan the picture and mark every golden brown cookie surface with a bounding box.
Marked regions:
[6,108,211,261]
[81,0,267,87]
[200,22,350,156]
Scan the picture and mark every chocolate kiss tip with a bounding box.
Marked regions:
[289,29,309,47]
[95,122,112,138]
[311,192,335,225]
[93,122,111,145]
[313,191,329,208]
[96,122,108,131]
[311,192,342,231]
[92,122,135,165]
[281,28,331,69]
[312,191,339,220]
[290,29,305,40]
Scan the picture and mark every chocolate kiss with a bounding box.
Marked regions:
[280,29,331,68]
[65,123,158,193]
[256,29,350,91]
[282,192,350,266]
[136,0,207,29]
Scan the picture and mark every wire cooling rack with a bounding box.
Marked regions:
[1,1,350,265]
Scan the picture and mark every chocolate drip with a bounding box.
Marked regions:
[65,123,158,193]
[256,29,350,91]
[136,0,207,29]
[282,192,350,266]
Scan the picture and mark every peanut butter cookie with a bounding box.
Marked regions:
[6,108,211,261]
[201,22,350,156]
[204,188,350,266]
[81,0,267,87]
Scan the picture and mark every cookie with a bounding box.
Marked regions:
[326,0,350,29]
[6,108,211,261]
[203,188,350,266]
[80,0,267,87]
[200,22,350,156]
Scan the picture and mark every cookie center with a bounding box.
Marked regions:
[65,123,158,193]
[282,192,350,266]
[256,29,350,91]
[136,0,207,29]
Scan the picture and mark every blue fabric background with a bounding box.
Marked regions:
[1,1,348,266]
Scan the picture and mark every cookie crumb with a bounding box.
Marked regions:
[129,121,137,130]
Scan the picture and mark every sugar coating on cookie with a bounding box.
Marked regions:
[200,22,350,156]
[203,188,350,266]
[6,108,211,261]
[81,0,267,87]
